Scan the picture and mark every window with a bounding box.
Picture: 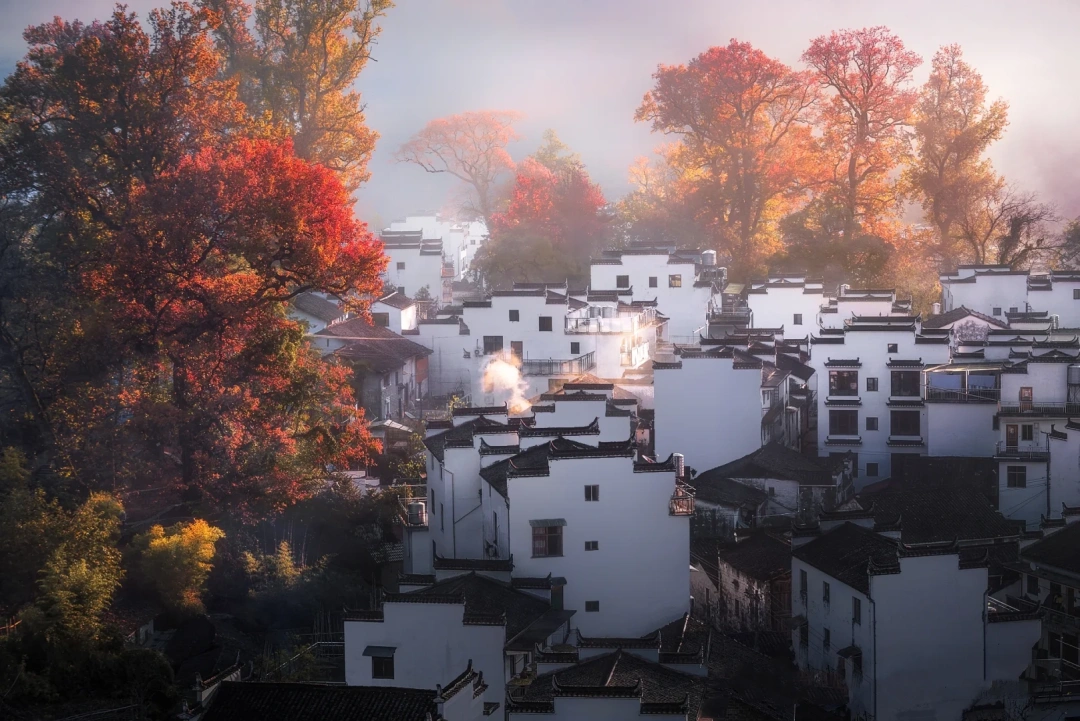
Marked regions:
[890,410,920,436]
[570,342,580,355]
[1065,633,1079,665]
[616,275,630,288]
[867,462,879,477]
[372,655,394,679]
[866,377,879,392]
[993,307,1001,315]
[585,601,600,612]
[852,597,862,625]
[483,336,503,354]
[823,581,831,604]
[532,525,563,557]
[649,276,658,288]
[799,569,808,600]
[510,341,523,359]
[866,417,879,431]
[371,312,390,327]
[584,484,599,501]
[891,370,920,397]
[440,503,444,531]
[794,313,803,326]
[1027,574,1040,596]
[539,316,553,332]
[669,274,682,288]
[585,540,599,551]
[887,343,898,353]
[1010,307,1018,314]
[1022,424,1034,441]
[1007,466,1027,488]
[799,624,808,648]
[1075,289,1080,300]
[829,410,858,436]
[829,370,859,396]
[509,309,519,322]
[396,261,405,271]
[823,628,831,653]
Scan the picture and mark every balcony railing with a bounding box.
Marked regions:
[999,401,1080,416]
[520,352,596,377]
[995,441,1050,460]
[708,307,752,323]
[669,482,695,516]
[564,310,656,335]
[1044,605,1080,632]
[925,387,1000,403]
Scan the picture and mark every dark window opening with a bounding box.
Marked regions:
[585,484,599,501]
[532,525,563,557]
[669,275,682,288]
[866,377,879,392]
[585,541,599,551]
[866,417,879,431]
[887,343,898,353]
[992,307,1001,315]
[867,462,879,477]
[372,656,394,679]
[539,316,553,332]
[509,309,519,322]
[830,410,858,436]
[1007,466,1027,488]
[483,336,503,354]
[616,275,630,288]
[371,312,390,327]
[396,262,405,271]
[794,313,803,325]
[585,601,600,612]
[649,276,657,288]
[853,597,862,624]
[890,410,920,436]
[829,370,859,396]
[1022,424,1034,441]
[570,342,580,355]
[891,370,920,397]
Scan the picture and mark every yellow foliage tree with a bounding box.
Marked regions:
[135,519,225,613]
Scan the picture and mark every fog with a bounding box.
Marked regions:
[2,0,1078,227]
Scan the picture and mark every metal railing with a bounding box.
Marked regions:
[925,387,1000,402]
[995,441,1050,459]
[564,310,657,334]
[669,481,695,516]
[1000,401,1080,415]
[520,352,596,377]
[708,307,752,323]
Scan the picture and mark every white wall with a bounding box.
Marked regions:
[344,602,505,704]
[745,285,824,333]
[654,355,762,473]
[1049,429,1080,519]
[507,454,689,636]
[998,460,1049,529]
[986,617,1042,683]
[943,272,1029,318]
[383,245,443,300]
[926,404,998,457]
[872,555,988,721]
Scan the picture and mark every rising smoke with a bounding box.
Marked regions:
[482,356,532,414]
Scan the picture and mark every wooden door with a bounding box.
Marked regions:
[1020,386,1033,412]
[510,341,523,360]
[1006,424,1019,449]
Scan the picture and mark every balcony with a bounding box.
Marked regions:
[999,401,1080,417]
[925,387,1000,403]
[995,441,1050,461]
[565,309,657,335]
[1043,604,1080,633]
[669,482,695,516]
[520,352,596,377]
[708,307,752,324]
[620,342,649,368]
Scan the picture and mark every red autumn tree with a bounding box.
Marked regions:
[477,156,608,287]
[802,27,922,243]
[397,110,522,223]
[0,5,384,516]
[636,40,818,277]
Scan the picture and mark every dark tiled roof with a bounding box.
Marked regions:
[776,352,815,382]
[517,649,705,717]
[922,306,1007,329]
[424,416,509,462]
[691,537,721,588]
[291,292,343,323]
[202,682,437,721]
[717,533,792,583]
[699,442,831,487]
[316,318,432,370]
[691,474,768,510]
[479,438,632,497]
[858,479,1020,544]
[792,522,897,594]
[1021,521,1080,575]
[402,572,549,641]
[377,291,416,309]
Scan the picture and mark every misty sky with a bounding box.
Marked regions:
[2,0,1078,229]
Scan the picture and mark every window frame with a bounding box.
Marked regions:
[823,581,831,604]
[396,261,406,271]
[538,316,553,332]
[585,601,600,612]
[829,370,859,397]
[668,274,682,288]
[509,309,520,322]
[1007,466,1027,488]
[890,370,921,397]
[793,313,803,326]
[585,540,599,551]
[887,343,898,353]
[372,655,395,680]
[852,596,862,625]
[866,377,879,392]
[584,484,599,502]
[1022,424,1034,441]
[371,312,390,328]
[483,336,504,355]
[570,341,580,355]
[866,416,879,432]
[993,307,1002,315]
[649,276,658,288]
[829,409,858,436]
[890,410,921,436]
[867,462,879,477]
[616,275,630,289]
[532,525,564,557]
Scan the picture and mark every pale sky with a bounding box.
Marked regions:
[2,0,1078,227]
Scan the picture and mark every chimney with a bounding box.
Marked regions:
[672,453,685,480]
[931,302,941,316]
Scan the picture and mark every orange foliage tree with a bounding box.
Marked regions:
[802,27,922,244]
[397,110,522,223]
[636,40,818,278]
[0,5,383,516]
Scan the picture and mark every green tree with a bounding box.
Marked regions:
[135,519,225,613]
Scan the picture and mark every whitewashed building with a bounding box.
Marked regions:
[810,314,951,485]
[792,521,1039,721]
[380,228,448,302]
[940,266,1080,329]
